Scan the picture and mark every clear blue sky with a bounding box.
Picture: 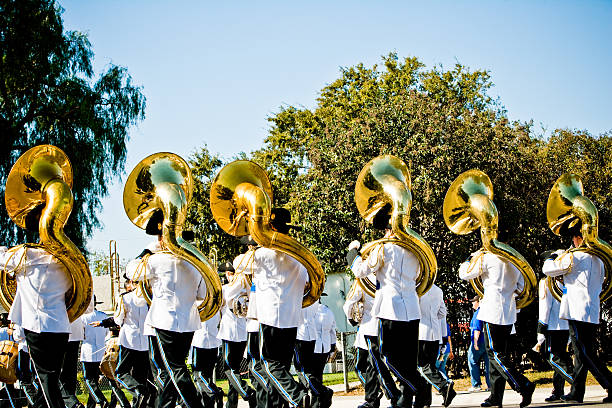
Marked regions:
[58,0,612,259]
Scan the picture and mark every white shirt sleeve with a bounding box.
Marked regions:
[352,244,384,278]
[458,252,484,281]
[114,294,126,326]
[542,252,573,277]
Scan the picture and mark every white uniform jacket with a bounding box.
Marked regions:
[69,316,85,342]
[314,303,336,354]
[252,247,308,329]
[246,280,259,333]
[218,277,249,343]
[192,310,221,349]
[418,284,447,341]
[2,246,71,334]
[126,251,206,333]
[538,279,568,330]
[352,243,421,322]
[297,303,318,341]
[343,278,376,350]
[459,251,524,325]
[543,250,604,324]
[12,324,28,352]
[81,309,109,362]
[114,291,149,351]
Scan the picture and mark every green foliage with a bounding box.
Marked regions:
[251,53,612,330]
[0,0,146,251]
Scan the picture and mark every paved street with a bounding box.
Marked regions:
[234,383,611,407]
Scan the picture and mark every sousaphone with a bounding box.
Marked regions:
[443,169,537,309]
[3,145,92,322]
[123,152,223,320]
[547,173,612,302]
[210,160,325,307]
[354,155,437,297]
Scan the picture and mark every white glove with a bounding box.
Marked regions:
[348,240,361,251]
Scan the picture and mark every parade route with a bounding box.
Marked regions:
[232,384,612,407]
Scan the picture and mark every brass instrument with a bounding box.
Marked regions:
[228,250,255,318]
[443,169,537,309]
[209,246,219,272]
[546,173,612,302]
[354,155,437,297]
[123,152,223,320]
[210,160,325,307]
[109,240,120,310]
[3,145,92,322]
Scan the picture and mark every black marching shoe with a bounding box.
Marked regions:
[544,393,562,402]
[357,402,380,408]
[520,381,536,408]
[481,399,502,408]
[560,393,583,403]
[443,383,457,407]
[603,392,612,403]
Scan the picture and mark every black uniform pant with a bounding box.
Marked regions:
[116,346,150,396]
[259,324,307,408]
[82,361,108,408]
[484,323,532,404]
[60,340,81,408]
[294,339,331,404]
[17,349,38,407]
[378,318,422,408]
[223,339,255,408]
[24,330,69,408]
[152,329,203,408]
[355,346,381,406]
[310,352,333,408]
[544,329,573,396]
[568,320,612,400]
[416,340,451,407]
[365,335,399,402]
[106,378,131,408]
[191,346,222,408]
[247,331,269,408]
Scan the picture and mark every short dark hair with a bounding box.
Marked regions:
[372,204,392,231]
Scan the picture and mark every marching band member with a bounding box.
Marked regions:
[294,301,319,397]
[543,222,612,403]
[80,297,110,408]
[415,284,455,408]
[459,230,535,408]
[1,239,72,408]
[190,307,222,408]
[113,277,151,407]
[311,299,336,408]
[344,252,400,408]
[253,208,310,408]
[238,237,270,408]
[350,210,424,408]
[61,310,86,408]
[537,275,573,402]
[218,259,256,408]
[126,211,206,408]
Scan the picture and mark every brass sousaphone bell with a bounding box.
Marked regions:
[3,145,92,322]
[209,160,325,307]
[547,173,612,302]
[354,155,437,297]
[443,169,537,309]
[123,152,223,320]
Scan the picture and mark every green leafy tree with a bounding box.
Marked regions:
[252,53,612,368]
[0,0,145,252]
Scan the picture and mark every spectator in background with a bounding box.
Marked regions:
[467,296,490,392]
[436,320,454,379]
